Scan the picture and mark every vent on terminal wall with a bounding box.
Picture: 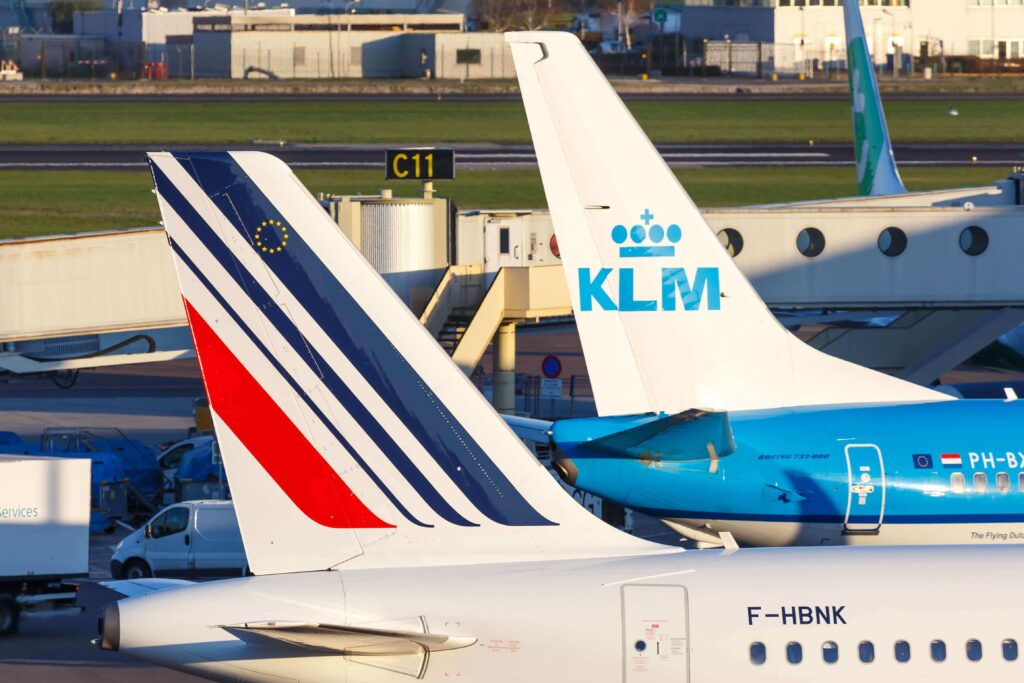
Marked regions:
[14,335,100,359]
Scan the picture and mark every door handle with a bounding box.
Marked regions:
[184,534,191,546]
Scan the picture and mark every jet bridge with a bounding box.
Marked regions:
[4,182,1024,404]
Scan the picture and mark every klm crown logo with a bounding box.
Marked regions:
[612,209,682,259]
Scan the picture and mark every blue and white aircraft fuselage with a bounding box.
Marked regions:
[551,399,1024,547]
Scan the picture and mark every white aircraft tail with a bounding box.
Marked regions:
[843,0,907,196]
[506,32,947,415]
[148,151,664,574]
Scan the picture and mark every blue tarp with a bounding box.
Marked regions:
[174,443,222,484]
[88,438,162,498]
[0,431,159,500]
[0,431,24,446]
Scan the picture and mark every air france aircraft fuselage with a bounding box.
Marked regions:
[107,545,1024,682]
[551,399,1024,547]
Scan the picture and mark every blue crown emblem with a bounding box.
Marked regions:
[611,209,681,258]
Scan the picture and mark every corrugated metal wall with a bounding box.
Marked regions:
[196,29,511,79]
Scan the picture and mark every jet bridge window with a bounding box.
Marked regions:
[951,472,966,493]
[749,642,766,665]
[796,227,826,257]
[1003,639,1018,661]
[878,227,908,257]
[894,640,911,663]
[858,641,875,663]
[786,642,803,664]
[931,640,947,662]
[959,226,989,256]
[997,472,1010,493]
[822,641,839,664]
[966,639,983,661]
[717,228,744,257]
[974,472,988,494]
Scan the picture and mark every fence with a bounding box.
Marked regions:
[520,373,594,419]
[703,40,844,78]
[14,39,194,80]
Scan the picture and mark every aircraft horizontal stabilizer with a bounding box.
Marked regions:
[222,620,477,655]
[101,579,194,598]
[222,620,477,678]
[581,410,736,464]
[503,414,554,443]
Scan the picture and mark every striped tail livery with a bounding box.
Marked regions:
[148,152,660,575]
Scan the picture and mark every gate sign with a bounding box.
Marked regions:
[542,355,562,379]
[385,148,455,181]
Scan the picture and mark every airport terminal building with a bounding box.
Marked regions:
[658,0,1024,65]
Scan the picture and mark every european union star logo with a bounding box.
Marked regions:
[912,453,933,469]
[612,208,681,258]
[254,219,289,255]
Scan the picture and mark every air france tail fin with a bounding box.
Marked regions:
[843,0,907,196]
[148,151,665,574]
[506,32,947,415]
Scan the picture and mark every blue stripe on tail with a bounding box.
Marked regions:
[162,153,555,527]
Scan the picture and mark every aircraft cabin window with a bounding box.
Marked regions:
[966,639,983,661]
[931,640,946,662]
[1018,472,1024,492]
[749,642,766,665]
[822,641,839,664]
[894,640,911,663]
[859,641,875,663]
[1003,639,1018,661]
[997,472,1010,493]
[974,472,988,494]
[951,472,966,493]
[786,642,803,664]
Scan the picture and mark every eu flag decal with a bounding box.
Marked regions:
[913,453,933,469]
[254,220,289,255]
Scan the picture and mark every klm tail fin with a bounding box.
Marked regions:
[148,151,664,574]
[843,0,907,196]
[506,32,947,415]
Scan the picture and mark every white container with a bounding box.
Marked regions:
[0,455,90,581]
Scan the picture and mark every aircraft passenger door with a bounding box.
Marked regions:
[621,585,689,683]
[844,444,885,534]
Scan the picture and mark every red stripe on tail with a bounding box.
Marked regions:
[184,299,393,529]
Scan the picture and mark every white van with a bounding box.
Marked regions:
[110,500,246,579]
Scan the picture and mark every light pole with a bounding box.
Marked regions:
[872,15,882,76]
[881,8,896,77]
[798,5,806,79]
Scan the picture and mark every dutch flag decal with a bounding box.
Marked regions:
[941,453,963,468]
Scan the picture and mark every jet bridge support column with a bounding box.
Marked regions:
[493,322,517,414]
